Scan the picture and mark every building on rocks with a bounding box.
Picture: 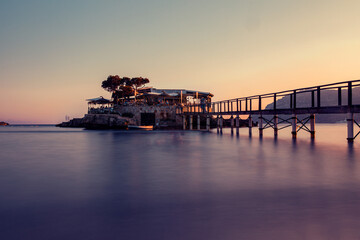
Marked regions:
[89,88,213,129]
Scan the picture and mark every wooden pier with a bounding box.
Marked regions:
[178,80,360,142]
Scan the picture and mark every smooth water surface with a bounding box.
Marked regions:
[0,124,359,239]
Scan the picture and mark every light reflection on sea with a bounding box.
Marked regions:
[0,124,359,240]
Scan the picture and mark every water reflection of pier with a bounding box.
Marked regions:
[180,80,360,142]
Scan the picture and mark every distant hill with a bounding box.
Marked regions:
[264,87,360,123]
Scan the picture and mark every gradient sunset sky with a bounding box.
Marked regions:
[1,0,360,123]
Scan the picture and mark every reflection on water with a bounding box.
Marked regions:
[0,124,359,240]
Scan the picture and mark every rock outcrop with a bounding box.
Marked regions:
[57,118,84,128]
[56,114,135,129]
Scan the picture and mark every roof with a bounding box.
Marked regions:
[138,88,213,97]
[86,96,111,104]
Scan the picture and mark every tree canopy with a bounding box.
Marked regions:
[102,75,150,102]
[130,77,150,90]
[101,75,122,93]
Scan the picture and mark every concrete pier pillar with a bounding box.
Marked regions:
[310,114,315,139]
[235,115,240,135]
[189,115,193,130]
[347,112,354,142]
[248,115,252,136]
[220,116,223,134]
[291,114,297,139]
[217,116,220,133]
[206,115,210,131]
[259,115,263,137]
[230,116,234,135]
[183,115,186,130]
[197,115,201,130]
[274,115,278,137]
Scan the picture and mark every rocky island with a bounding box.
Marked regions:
[57,75,214,130]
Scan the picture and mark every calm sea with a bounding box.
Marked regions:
[0,124,359,240]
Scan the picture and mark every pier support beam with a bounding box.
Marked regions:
[347,112,354,142]
[310,114,315,139]
[197,115,201,130]
[183,115,186,130]
[274,115,278,137]
[220,116,223,134]
[189,115,193,130]
[217,116,220,133]
[230,116,234,135]
[291,114,297,139]
[235,115,240,135]
[206,115,210,131]
[248,115,252,136]
[259,115,263,137]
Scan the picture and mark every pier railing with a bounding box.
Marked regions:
[179,79,360,142]
[181,79,360,115]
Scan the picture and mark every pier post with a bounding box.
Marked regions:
[259,114,263,137]
[347,112,354,142]
[183,115,186,130]
[274,115,278,137]
[236,115,240,135]
[248,115,252,136]
[291,114,297,139]
[310,114,315,139]
[206,115,210,131]
[189,115,193,130]
[220,116,223,134]
[197,115,201,130]
[230,116,234,135]
[217,116,220,133]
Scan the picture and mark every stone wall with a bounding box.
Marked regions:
[114,105,183,128]
[82,114,134,129]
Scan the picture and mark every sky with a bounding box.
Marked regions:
[1,0,360,123]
